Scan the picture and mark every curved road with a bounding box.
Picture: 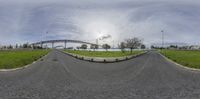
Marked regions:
[0,50,200,99]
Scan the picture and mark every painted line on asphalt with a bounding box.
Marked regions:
[158,52,200,72]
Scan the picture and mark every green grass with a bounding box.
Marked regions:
[0,50,50,69]
[65,50,144,57]
[160,50,200,69]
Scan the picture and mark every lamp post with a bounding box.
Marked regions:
[161,30,164,49]
[46,31,48,49]
[112,40,114,49]
[161,30,164,54]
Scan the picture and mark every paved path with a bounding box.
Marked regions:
[0,50,200,99]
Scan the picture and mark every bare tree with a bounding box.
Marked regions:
[2,46,5,50]
[76,46,80,50]
[8,45,13,49]
[22,42,31,49]
[118,42,126,53]
[102,44,111,51]
[90,44,99,51]
[80,44,87,49]
[95,45,99,49]
[15,44,18,49]
[141,44,146,49]
[125,37,142,53]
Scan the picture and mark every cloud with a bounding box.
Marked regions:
[0,0,200,46]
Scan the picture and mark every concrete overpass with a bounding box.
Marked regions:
[31,39,97,49]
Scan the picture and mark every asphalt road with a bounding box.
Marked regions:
[0,50,200,99]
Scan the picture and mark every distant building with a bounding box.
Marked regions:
[189,45,200,50]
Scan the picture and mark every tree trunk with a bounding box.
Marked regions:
[131,48,133,53]
[121,49,124,53]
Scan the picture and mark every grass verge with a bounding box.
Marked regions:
[64,50,144,58]
[160,50,200,69]
[0,50,50,69]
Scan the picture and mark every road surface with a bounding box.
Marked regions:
[0,50,200,99]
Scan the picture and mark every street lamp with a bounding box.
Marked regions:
[161,30,165,54]
[161,30,164,49]
[46,31,48,49]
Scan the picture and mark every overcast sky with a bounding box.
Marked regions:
[0,0,200,46]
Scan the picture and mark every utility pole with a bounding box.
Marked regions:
[96,39,99,46]
[46,31,48,49]
[161,30,164,49]
[112,40,114,49]
[161,30,165,54]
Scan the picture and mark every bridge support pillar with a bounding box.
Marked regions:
[52,42,54,49]
[40,42,43,48]
[64,41,67,49]
[31,44,34,49]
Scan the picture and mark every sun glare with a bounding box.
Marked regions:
[82,20,116,40]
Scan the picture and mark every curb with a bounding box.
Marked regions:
[61,50,148,63]
[0,52,49,72]
[158,52,200,72]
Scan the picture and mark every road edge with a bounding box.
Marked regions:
[0,52,50,72]
[158,52,200,72]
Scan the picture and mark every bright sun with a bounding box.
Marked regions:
[72,14,121,45]
[83,20,116,40]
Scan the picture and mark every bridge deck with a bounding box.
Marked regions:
[32,39,97,45]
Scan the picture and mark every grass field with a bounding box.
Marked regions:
[0,50,50,69]
[160,50,200,69]
[65,50,144,57]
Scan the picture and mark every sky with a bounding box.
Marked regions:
[0,0,200,46]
